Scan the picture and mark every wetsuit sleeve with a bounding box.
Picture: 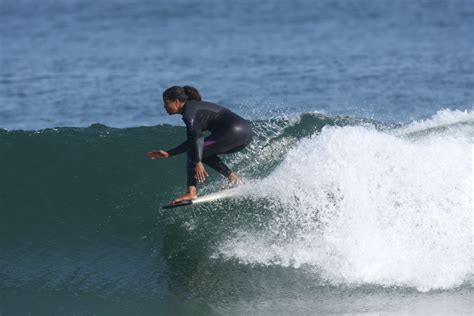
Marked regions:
[185,118,204,163]
[166,140,189,156]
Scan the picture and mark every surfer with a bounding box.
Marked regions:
[147,86,253,205]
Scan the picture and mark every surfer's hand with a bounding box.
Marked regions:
[147,150,169,160]
[194,162,208,183]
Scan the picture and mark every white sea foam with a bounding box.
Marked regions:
[216,110,473,292]
[395,108,474,135]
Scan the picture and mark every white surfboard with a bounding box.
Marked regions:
[162,186,243,209]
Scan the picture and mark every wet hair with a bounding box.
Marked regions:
[163,85,202,102]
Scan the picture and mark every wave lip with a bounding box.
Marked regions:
[395,108,474,136]
[216,110,473,292]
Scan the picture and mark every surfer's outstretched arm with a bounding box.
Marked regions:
[146,140,190,160]
[166,140,189,156]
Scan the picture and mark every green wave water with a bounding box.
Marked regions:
[0,111,472,315]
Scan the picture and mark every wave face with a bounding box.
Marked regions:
[0,109,472,314]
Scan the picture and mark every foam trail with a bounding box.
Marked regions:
[217,110,473,292]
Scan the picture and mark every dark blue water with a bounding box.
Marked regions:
[1,0,473,130]
[1,1,473,315]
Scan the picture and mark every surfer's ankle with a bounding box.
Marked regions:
[183,192,197,199]
[183,193,197,200]
[228,172,240,184]
[187,186,197,195]
[172,192,197,204]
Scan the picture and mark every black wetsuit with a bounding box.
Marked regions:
[166,100,253,186]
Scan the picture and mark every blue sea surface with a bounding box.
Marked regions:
[1,0,473,130]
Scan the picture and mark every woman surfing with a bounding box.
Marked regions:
[147,86,253,205]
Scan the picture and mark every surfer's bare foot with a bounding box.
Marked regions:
[172,186,197,205]
[228,172,240,185]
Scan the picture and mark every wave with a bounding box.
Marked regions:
[1,109,472,295]
[214,109,474,292]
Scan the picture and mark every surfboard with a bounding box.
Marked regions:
[162,186,243,209]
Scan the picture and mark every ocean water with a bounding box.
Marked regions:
[1,0,473,315]
[1,0,473,130]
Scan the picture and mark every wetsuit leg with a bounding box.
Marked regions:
[186,124,252,187]
[202,155,232,177]
[186,141,236,187]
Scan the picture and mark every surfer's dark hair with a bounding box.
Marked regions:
[163,86,202,102]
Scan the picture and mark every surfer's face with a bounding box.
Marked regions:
[164,99,182,115]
